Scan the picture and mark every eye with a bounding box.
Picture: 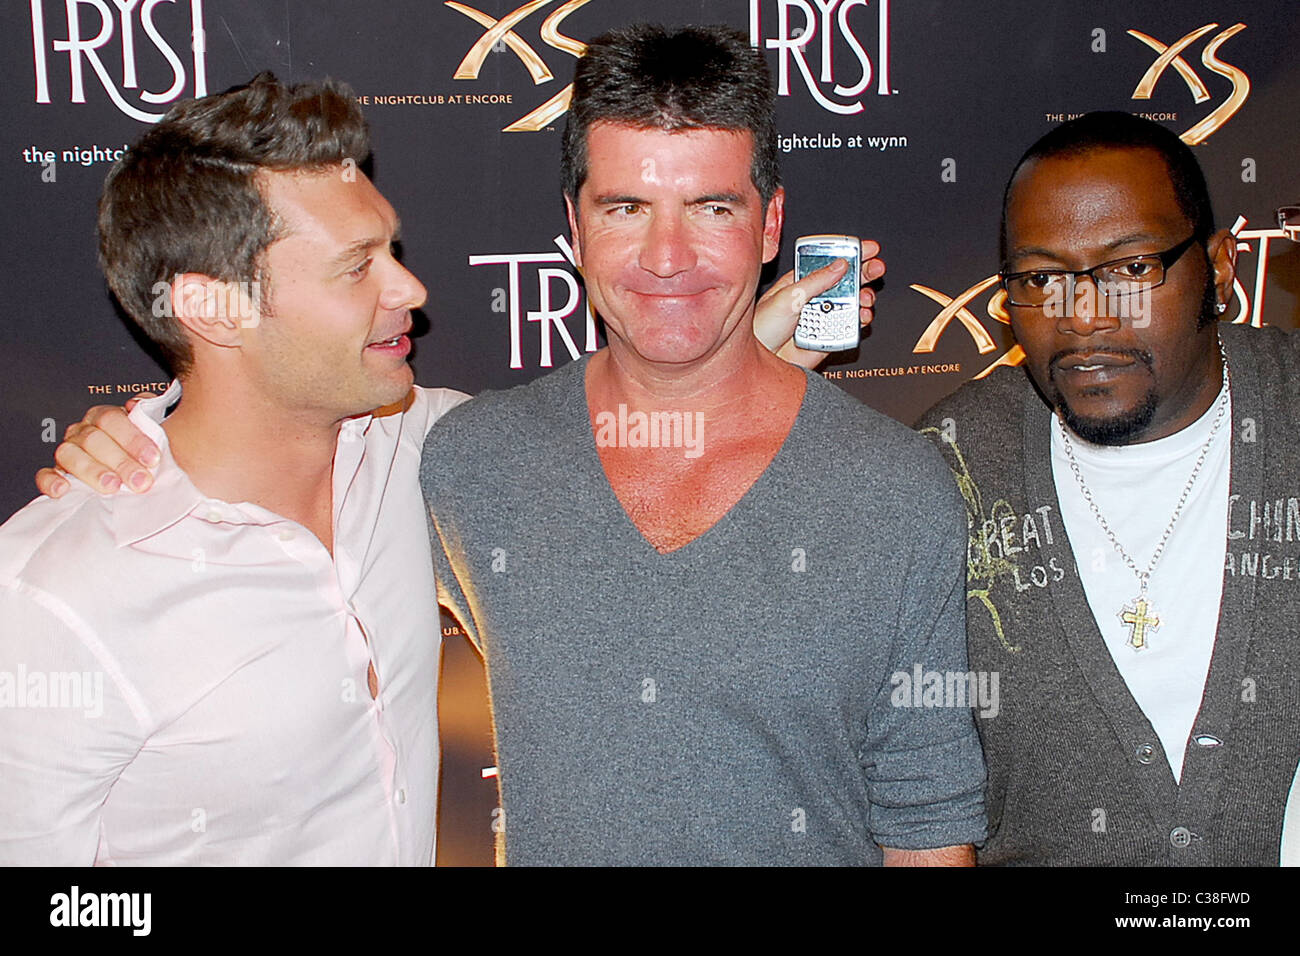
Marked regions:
[701,204,732,216]
[610,203,642,216]
[1023,271,1059,290]
[1113,259,1156,279]
[347,257,373,279]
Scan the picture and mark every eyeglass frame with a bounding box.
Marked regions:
[1278,205,1300,230]
[999,233,1202,308]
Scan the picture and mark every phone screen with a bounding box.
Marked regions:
[798,253,857,298]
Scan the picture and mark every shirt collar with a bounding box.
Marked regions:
[109,382,379,549]
[110,381,247,547]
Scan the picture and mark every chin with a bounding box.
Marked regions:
[364,369,415,410]
[622,330,720,365]
[1058,391,1158,445]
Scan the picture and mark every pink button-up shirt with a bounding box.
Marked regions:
[0,382,468,865]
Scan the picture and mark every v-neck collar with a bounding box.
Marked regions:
[571,357,815,559]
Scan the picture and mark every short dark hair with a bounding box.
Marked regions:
[998,111,1216,264]
[560,24,781,207]
[98,72,370,375]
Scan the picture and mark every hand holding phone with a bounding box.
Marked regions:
[793,234,861,352]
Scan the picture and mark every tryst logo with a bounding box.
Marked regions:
[749,0,893,115]
[31,0,209,124]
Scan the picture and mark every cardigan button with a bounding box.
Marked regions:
[1135,742,1156,764]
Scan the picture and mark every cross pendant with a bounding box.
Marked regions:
[1119,596,1161,651]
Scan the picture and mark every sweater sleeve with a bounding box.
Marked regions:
[859,450,988,850]
[419,416,485,657]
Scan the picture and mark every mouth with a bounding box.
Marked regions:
[625,281,718,298]
[1050,349,1150,378]
[365,325,412,356]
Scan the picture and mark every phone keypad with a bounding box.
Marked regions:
[797,302,857,346]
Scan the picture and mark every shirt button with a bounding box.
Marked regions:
[205,509,222,523]
[1135,743,1156,764]
[1169,826,1192,848]
[396,789,407,805]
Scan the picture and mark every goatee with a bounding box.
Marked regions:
[1057,388,1158,445]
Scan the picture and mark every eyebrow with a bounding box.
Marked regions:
[326,217,402,267]
[1006,232,1175,264]
[589,192,750,207]
[691,192,747,206]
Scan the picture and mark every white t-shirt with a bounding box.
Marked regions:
[1051,382,1231,783]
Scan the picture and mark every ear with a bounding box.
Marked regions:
[564,194,583,269]
[1205,227,1238,308]
[761,187,785,265]
[169,273,251,349]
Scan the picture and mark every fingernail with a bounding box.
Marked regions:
[101,474,121,490]
[141,448,160,467]
[52,479,67,496]
[130,471,149,490]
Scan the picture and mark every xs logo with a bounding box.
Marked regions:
[1128,22,1250,145]
[446,0,592,132]
[911,277,1022,380]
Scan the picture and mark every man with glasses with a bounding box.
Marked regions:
[916,111,1300,865]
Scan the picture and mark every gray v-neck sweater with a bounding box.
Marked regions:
[422,357,986,865]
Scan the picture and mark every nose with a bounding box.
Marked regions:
[1057,273,1120,337]
[380,258,427,312]
[637,210,697,278]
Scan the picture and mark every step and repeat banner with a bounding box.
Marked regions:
[3,1,1298,864]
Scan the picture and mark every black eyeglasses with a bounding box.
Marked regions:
[1000,234,1201,308]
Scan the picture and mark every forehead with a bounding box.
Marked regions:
[1005,147,1191,254]
[259,166,397,244]
[581,122,756,192]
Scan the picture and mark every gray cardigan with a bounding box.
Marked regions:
[916,322,1300,865]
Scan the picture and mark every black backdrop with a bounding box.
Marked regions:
[3,0,1298,865]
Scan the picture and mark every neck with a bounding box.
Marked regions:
[162,369,342,546]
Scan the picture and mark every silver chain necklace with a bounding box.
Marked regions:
[1057,340,1230,651]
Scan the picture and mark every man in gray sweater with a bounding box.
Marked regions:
[916,112,1300,865]
[422,24,986,865]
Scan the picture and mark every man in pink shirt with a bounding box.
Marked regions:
[0,73,467,864]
